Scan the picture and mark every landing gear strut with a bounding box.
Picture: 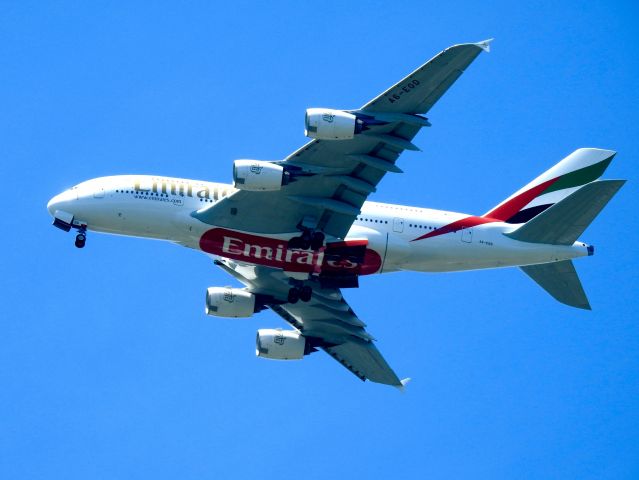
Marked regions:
[74,226,87,248]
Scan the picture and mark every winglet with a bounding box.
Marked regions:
[475,38,494,53]
[396,377,412,392]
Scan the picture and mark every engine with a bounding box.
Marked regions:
[233,160,286,191]
[255,329,309,360]
[205,287,256,318]
[304,108,365,140]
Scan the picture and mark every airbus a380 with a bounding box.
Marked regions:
[47,40,624,388]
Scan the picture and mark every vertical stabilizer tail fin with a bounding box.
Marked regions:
[484,148,616,224]
[521,261,591,310]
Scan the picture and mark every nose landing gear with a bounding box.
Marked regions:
[72,225,87,248]
[50,210,88,249]
[74,230,86,248]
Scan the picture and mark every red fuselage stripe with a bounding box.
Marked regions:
[411,216,497,241]
[411,177,559,242]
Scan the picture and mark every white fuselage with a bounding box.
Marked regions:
[47,175,590,275]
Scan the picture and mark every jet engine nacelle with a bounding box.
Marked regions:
[304,108,364,140]
[255,329,309,360]
[233,160,286,192]
[205,287,256,318]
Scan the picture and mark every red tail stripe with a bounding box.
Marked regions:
[483,177,558,221]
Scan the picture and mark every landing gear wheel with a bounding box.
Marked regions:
[74,233,86,249]
[287,287,300,304]
[299,237,311,250]
[299,286,312,302]
[298,231,311,250]
[290,230,324,251]
[310,232,325,251]
[288,237,302,249]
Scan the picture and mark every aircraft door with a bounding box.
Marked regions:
[392,218,404,233]
[461,227,473,243]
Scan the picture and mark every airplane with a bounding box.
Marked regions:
[47,39,625,388]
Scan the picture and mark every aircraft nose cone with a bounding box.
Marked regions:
[47,189,77,216]
[47,193,62,216]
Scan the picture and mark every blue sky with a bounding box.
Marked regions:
[2,1,638,478]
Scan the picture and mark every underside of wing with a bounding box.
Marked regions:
[215,258,405,387]
[323,337,404,386]
[361,39,492,114]
[194,120,421,239]
[192,40,491,240]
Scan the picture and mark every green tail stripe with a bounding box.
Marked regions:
[543,156,613,194]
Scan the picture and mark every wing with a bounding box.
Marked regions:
[360,38,492,114]
[193,40,492,239]
[215,258,406,387]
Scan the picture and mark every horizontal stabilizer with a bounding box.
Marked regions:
[521,260,591,310]
[506,180,625,245]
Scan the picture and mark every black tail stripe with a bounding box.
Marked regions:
[506,204,553,224]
